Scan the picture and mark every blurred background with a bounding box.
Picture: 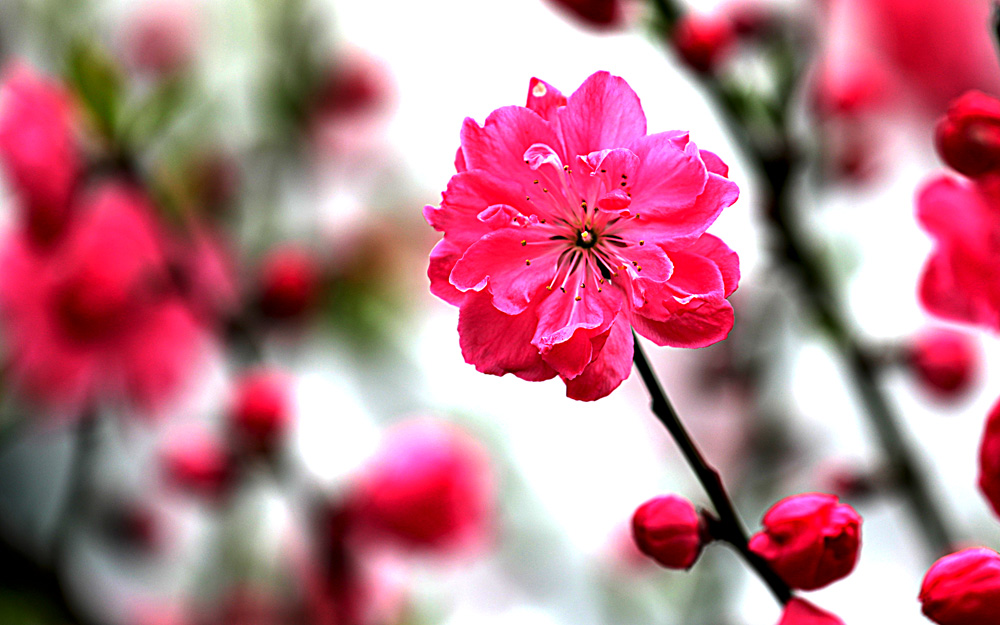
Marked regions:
[0,0,999,624]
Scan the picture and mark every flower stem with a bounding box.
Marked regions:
[631,332,793,605]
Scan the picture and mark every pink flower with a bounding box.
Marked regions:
[0,182,207,416]
[354,419,494,553]
[748,493,861,591]
[907,328,980,399]
[936,91,1000,179]
[978,397,1000,518]
[257,245,322,322]
[425,72,740,401]
[544,0,623,29]
[776,598,845,625]
[915,174,1000,330]
[920,547,1000,625]
[818,0,1000,116]
[631,494,707,569]
[160,423,232,499]
[229,370,293,454]
[0,63,80,245]
[123,0,200,76]
[672,13,736,74]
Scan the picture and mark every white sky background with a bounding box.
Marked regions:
[314,0,1000,624]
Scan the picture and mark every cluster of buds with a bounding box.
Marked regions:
[632,492,859,623]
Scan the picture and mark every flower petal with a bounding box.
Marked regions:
[526,77,566,122]
[460,106,561,184]
[627,131,708,213]
[557,72,647,161]
[458,290,556,381]
[428,239,467,306]
[450,227,559,314]
[684,233,740,297]
[634,171,738,245]
[564,314,634,401]
[633,297,734,348]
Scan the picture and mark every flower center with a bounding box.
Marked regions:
[576,228,597,249]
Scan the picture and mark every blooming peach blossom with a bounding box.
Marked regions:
[425,72,739,401]
[353,419,494,553]
[0,63,79,245]
[0,182,207,416]
[916,174,1000,330]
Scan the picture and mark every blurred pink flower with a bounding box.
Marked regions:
[354,419,495,553]
[229,369,293,454]
[907,328,980,399]
[915,174,1000,331]
[0,63,80,245]
[936,91,1000,179]
[776,598,845,625]
[257,245,322,322]
[123,0,200,76]
[978,397,1000,518]
[161,423,231,498]
[817,0,1000,117]
[544,0,623,29]
[672,12,736,74]
[0,182,208,416]
[425,72,739,400]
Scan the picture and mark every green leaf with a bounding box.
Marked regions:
[65,39,124,141]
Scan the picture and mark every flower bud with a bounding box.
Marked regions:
[920,547,1000,625]
[230,370,292,454]
[748,493,861,590]
[977,397,1000,518]
[777,598,845,625]
[544,0,622,30]
[257,245,322,322]
[908,328,979,398]
[161,425,231,499]
[0,63,79,245]
[354,419,495,552]
[631,495,706,569]
[935,90,1000,178]
[672,13,736,74]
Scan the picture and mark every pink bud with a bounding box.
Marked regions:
[936,90,1000,178]
[776,598,845,625]
[161,425,231,499]
[230,370,292,453]
[672,13,736,74]
[908,328,979,398]
[920,547,1000,625]
[748,493,862,590]
[544,0,622,29]
[257,246,322,322]
[0,63,79,245]
[355,419,494,552]
[978,398,1000,518]
[631,495,706,569]
[123,1,199,76]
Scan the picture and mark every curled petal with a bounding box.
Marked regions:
[558,72,647,161]
[460,106,561,183]
[564,315,634,401]
[627,132,709,214]
[428,239,466,306]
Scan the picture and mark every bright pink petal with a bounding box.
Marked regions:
[428,239,466,306]
[684,233,740,297]
[557,72,647,161]
[916,175,988,243]
[458,290,556,381]
[460,106,561,183]
[699,149,729,177]
[526,77,566,122]
[633,297,734,348]
[532,287,622,376]
[564,315,634,401]
[450,227,559,314]
[632,172,738,244]
[626,131,708,213]
[425,171,532,249]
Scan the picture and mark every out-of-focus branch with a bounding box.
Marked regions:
[648,0,956,559]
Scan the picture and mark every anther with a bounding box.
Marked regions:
[525,259,531,266]
[574,296,582,301]
[620,182,626,187]
[521,240,527,246]
[639,240,645,246]
[533,180,539,184]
